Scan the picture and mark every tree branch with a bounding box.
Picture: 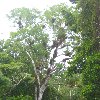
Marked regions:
[26,51,41,87]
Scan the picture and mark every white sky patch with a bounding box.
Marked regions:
[0,0,71,40]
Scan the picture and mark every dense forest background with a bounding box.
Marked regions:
[0,0,100,100]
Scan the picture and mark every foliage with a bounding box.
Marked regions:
[5,95,32,100]
[42,86,63,100]
[1,1,99,99]
[68,0,100,99]
[0,4,78,100]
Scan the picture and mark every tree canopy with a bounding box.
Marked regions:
[0,0,100,100]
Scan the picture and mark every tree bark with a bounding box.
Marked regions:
[37,86,46,100]
[35,86,38,100]
[34,78,49,100]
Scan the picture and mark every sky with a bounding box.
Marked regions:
[0,0,71,40]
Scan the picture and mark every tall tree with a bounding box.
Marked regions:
[68,0,100,99]
[6,5,76,100]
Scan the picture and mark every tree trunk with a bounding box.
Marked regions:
[37,89,44,100]
[35,84,47,100]
[35,86,38,100]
